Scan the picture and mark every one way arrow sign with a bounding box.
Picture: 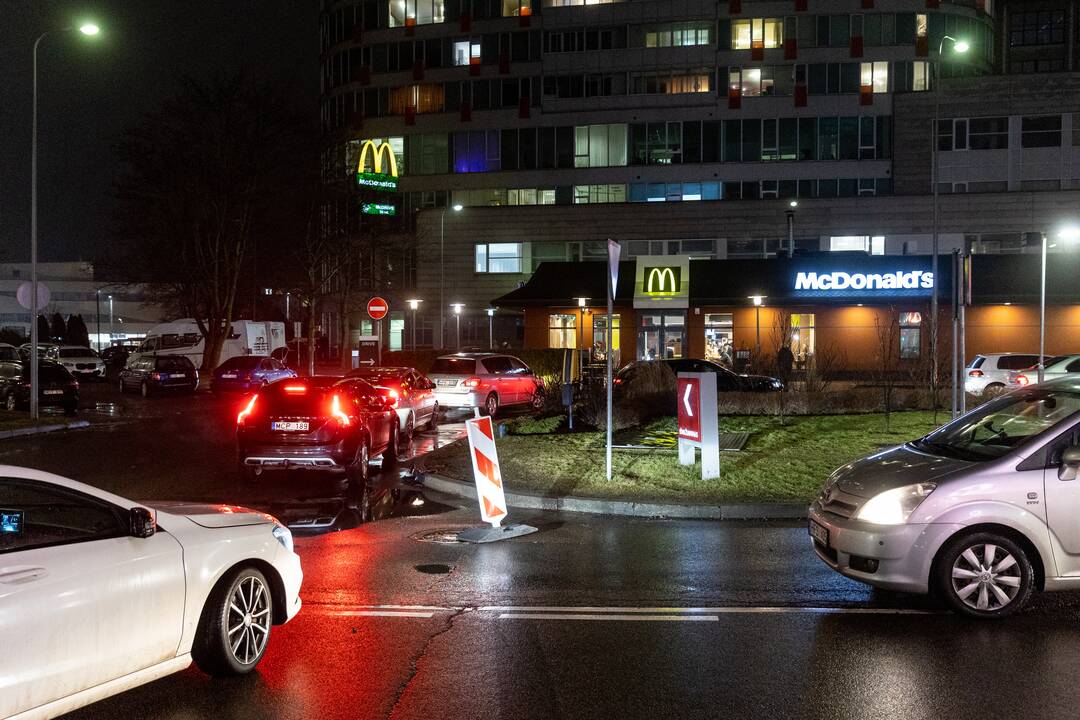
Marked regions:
[677,373,719,480]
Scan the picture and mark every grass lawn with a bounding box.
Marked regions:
[420,411,942,505]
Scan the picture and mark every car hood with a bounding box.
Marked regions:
[59,356,98,363]
[146,501,277,528]
[827,444,974,499]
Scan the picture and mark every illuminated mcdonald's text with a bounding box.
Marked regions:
[356,140,399,192]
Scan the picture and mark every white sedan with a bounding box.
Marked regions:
[0,466,302,720]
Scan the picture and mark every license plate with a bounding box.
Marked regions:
[169,373,186,379]
[222,373,237,379]
[272,421,309,432]
[809,520,829,547]
[436,379,456,387]
[43,389,63,395]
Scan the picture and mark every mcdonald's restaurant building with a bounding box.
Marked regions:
[492,252,1080,373]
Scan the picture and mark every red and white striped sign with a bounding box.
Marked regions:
[465,415,507,527]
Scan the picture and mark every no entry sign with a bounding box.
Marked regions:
[367,296,389,320]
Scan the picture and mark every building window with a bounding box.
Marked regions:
[388,84,445,115]
[389,0,445,27]
[1010,10,1066,46]
[790,314,815,362]
[508,188,555,205]
[705,313,734,366]
[549,314,577,349]
[859,61,888,93]
[631,70,710,94]
[966,117,1009,149]
[406,133,449,175]
[475,243,524,273]
[732,18,783,50]
[573,184,627,204]
[645,22,711,47]
[574,124,628,168]
[543,0,618,5]
[453,130,500,173]
[1021,115,1062,148]
[829,236,884,254]
[592,314,620,355]
[899,311,922,359]
[453,39,481,66]
[503,0,532,16]
[912,60,929,91]
[638,312,686,360]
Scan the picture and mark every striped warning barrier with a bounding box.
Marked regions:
[465,415,507,527]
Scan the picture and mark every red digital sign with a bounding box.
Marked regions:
[677,376,701,443]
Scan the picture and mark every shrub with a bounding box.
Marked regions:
[504,414,564,435]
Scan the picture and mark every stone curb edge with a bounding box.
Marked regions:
[0,420,91,440]
[418,472,808,520]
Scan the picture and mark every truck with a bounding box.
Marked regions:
[126,319,286,370]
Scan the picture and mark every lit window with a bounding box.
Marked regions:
[503,0,532,16]
[389,0,445,27]
[732,18,783,49]
[573,184,627,203]
[916,13,927,38]
[704,313,734,365]
[860,61,889,93]
[912,60,929,91]
[453,39,481,66]
[790,314,815,360]
[549,314,577,349]
[388,84,445,114]
[574,124,628,168]
[829,236,885,254]
[899,312,922,359]
[593,314,620,353]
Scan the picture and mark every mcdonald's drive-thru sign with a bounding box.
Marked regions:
[633,255,690,309]
[356,139,399,192]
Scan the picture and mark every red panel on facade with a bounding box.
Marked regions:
[405,106,416,125]
[751,41,764,61]
[460,101,472,122]
[795,0,807,11]
[518,96,530,119]
[859,86,873,106]
[850,36,864,58]
[861,0,873,7]
[469,62,481,76]
[728,87,742,109]
[926,0,940,7]
[794,85,807,107]
[784,38,797,60]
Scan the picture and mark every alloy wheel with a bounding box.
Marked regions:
[226,575,271,665]
[486,394,498,417]
[951,543,1022,612]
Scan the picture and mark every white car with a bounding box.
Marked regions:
[1008,354,1080,388]
[346,366,439,443]
[0,466,302,719]
[46,345,105,381]
[964,353,1045,396]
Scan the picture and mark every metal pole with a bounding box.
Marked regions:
[439,210,445,350]
[959,254,967,414]
[95,290,101,351]
[30,33,46,420]
[931,53,941,416]
[606,241,614,482]
[951,250,959,418]
[488,314,494,349]
[109,296,114,339]
[1039,233,1047,384]
[286,293,290,322]
[412,307,417,350]
[786,210,794,258]
[455,313,460,350]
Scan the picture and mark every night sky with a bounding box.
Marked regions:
[0,0,319,263]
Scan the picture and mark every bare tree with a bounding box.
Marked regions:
[874,307,902,432]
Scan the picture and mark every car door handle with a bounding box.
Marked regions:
[0,566,49,585]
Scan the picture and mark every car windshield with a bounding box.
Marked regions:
[913,389,1080,461]
[59,348,96,358]
[430,357,475,374]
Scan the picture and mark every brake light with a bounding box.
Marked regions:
[237,395,257,425]
[968,369,983,378]
[385,388,399,408]
[151,372,162,381]
[331,394,351,426]
[1016,375,1029,386]
[283,384,307,394]
[613,377,624,386]
[463,377,481,388]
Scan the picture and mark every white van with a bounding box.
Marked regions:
[126,319,286,369]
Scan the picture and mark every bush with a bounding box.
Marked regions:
[504,414,564,435]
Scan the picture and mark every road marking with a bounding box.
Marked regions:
[481,606,935,615]
[318,610,436,618]
[500,613,719,622]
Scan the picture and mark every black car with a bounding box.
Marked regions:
[100,342,140,368]
[615,358,783,392]
[236,376,398,516]
[119,355,199,396]
[0,360,79,414]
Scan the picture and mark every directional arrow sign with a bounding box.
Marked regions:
[677,377,701,442]
[683,384,695,418]
[677,372,719,480]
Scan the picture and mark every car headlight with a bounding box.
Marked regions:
[855,483,937,525]
[272,524,294,553]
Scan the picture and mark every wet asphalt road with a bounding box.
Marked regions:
[6,380,1080,720]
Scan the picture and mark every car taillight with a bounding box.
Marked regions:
[237,395,258,425]
[463,377,481,388]
[968,369,983,378]
[613,377,624,386]
[284,384,307,394]
[1016,375,1029,386]
[151,372,162,381]
[330,394,351,426]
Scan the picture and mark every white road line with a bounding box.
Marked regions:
[316,610,436,618]
[482,606,935,615]
[499,613,720,622]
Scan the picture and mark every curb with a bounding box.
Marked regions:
[418,473,808,520]
[0,420,91,440]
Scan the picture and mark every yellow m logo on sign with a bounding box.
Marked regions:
[645,267,678,294]
[357,140,398,178]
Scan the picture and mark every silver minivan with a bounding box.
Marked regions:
[809,378,1080,618]
[428,353,544,417]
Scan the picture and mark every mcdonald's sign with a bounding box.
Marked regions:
[356,139,400,192]
[633,255,690,309]
[644,266,680,295]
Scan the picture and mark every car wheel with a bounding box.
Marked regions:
[350,478,372,523]
[192,566,273,677]
[384,424,400,467]
[984,383,1006,397]
[140,381,150,398]
[530,389,544,412]
[400,415,414,452]
[347,441,370,489]
[483,393,499,417]
[5,392,17,412]
[935,531,1033,619]
[427,403,439,430]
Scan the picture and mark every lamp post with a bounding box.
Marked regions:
[786,200,797,258]
[930,35,969,415]
[439,204,463,349]
[486,307,496,349]
[29,21,100,419]
[407,298,422,350]
[749,295,765,365]
[577,297,588,351]
[1039,225,1080,384]
[108,295,114,340]
[451,303,464,349]
[95,289,102,351]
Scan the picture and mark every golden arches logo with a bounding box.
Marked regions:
[645,267,679,294]
[357,140,398,178]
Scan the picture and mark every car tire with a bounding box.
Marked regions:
[483,393,499,417]
[347,440,370,490]
[384,424,399,467]
[427,403,439,430]
[400,415,414,452]
[530,389,544,412]
[984,383,1006,397]
[934,531,1034,619]
[192,566,274,677]
[140,382,150,398]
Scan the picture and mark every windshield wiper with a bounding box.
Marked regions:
[911,438,982,461]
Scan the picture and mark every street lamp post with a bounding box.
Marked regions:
[786,201,797,258]
[930,35,969,416]
[486,308,496,349]
[407,298,422,350]
[451,303,464,349]
[29,22,100,418]
[749,295,765,366]
[108,295,114,340]
[1039,225,1080,384]
[439,204,463,349]
[95,289,101,351]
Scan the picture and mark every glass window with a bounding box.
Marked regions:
[829,236,884,253]
[732,18,782,49]
[592,314,620,354]
[704,313,734,366]
[389,0,445,27]
[0,479,127,553]
[1010,10,1066,46]
[475,243,524,273]
[453,39,482,66]
[790,314,815,362]
[503,0,531,16]
[549,314,577,349]
[969,116,1009,149]
[1022,115,1062,148]
[898,311,923,359]
[860,61,888,92]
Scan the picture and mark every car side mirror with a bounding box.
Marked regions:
[130,507,156,538]
[1059,446,1080,481]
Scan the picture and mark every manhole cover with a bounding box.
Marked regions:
[414,563,453,574]
[411,529,464,544]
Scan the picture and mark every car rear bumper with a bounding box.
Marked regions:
[214,378,257,393]
[239,442,352,471]
[434,390,484,408]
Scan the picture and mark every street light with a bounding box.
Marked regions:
[748,295,766,361]
[29,21,101,419]
[451,303,464,349]
[785,200,797,258]
[407,298,422,350]
[577,297,588,350]
[438,204,464,349]
[1038,225,1080,383]
[930,35,969,413]
[486,307,496,349]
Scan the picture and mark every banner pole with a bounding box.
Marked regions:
[606,240,615,482]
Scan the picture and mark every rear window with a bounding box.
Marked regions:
[997,355,1040,371]
[156,357,193,371]
[968,356,985,369]
[59,348,96,358]
[38,365,72,382]
[430,357,476,375]
[350,372,404,386]
[218,356,260,371]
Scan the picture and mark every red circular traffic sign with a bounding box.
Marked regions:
[367,296,389,320]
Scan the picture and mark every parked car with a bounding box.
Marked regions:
[119,355,199,396]
[345,366,438,445]
[0,360,79,414]
[965,353,1048,396]
[0,343,20,363]
[615,358,783,392]
[0,465,302,720]
[100,340,142,368]
[236,377,398,518]
[18,342,58,360]
[809,377,1080,619]
[428,353,544,417]
[213,355,296,394]
[1008,354,1080,388]
[46,345,105,381]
